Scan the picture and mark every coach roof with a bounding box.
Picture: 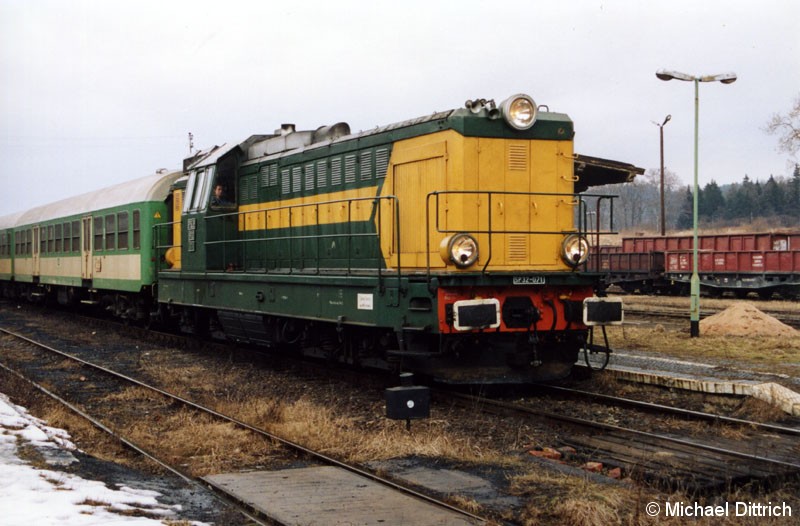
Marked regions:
[11,169,182,227]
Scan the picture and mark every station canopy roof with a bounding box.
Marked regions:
[573,154,644,193]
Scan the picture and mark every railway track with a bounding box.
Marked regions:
[442,388,800,493]
[624,306,800,329]
[539,384,800,435]
[4,301,800,523]
[0,327,485,525]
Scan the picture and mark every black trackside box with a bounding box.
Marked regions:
[385,385,430,420]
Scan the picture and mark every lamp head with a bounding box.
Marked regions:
[656,70,695,82]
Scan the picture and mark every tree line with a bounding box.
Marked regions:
[585,164,800,234]
[585,93,800,234]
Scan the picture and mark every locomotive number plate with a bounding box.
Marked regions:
[513,276,545,285]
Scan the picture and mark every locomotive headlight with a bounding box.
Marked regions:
[500,94,538,130]
[440,233,479,268]
[561,234,589,267]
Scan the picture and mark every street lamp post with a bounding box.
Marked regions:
[653,114,671,236]
[656,70,737,338]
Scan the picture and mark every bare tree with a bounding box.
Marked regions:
[765,93,800,156]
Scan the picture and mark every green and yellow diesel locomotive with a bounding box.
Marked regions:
[154,93,640,382]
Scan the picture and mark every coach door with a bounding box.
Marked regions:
[81,216,93,280]
[32,226,41,276]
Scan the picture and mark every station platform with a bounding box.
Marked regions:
[581,350,800,416]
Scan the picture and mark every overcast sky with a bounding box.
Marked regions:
[2,0,798,216]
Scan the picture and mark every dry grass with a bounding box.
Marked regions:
[241,396,507,465]
[120,407,277,476]
[447,494,484,514]
[511,469,800,526]
[139,355,515,466]
[731,397,793,422]
[510,472,630,526]
[95,372,503,475]
[41,403,141,466]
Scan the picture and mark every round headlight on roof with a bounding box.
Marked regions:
[500,94,538,130]
[439,233,479,268]
[561,234,589,268]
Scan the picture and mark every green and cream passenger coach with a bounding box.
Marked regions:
[0,170,181,319]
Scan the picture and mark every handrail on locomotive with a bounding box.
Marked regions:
[424,190,617,283]
[154,191,617,290]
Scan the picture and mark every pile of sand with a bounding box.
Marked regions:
[700,302,799,337]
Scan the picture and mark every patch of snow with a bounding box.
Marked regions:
[0,392,208,525]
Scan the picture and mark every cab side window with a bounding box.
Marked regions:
[210,156,237,210]
[183,163,236,213]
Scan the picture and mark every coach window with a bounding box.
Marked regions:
[133,210,141,249]
[26,229,32,255]
[63,222,71,253]
[72,220,80,252]
[105,214,116,250]
[55,224,62,253]
[94,217,104,251]
[118,212,129,250]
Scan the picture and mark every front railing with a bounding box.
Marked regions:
[425,190,618,279]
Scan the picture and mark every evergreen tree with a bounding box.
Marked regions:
[699,180,725,224]
[676,186,694,229]
[763,175,784,216]
[725,176,757,221]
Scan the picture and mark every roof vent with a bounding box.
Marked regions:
[278,124,296,136]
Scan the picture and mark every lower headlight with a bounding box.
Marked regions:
[561,234,589,267]
[500,94,538,130]
[440,233,479,268]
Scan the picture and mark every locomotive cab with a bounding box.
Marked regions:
[170,141,252,273]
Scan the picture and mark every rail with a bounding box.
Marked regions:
[155,191,617,291]
[152,219,180,271]
[154,195,403,293]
